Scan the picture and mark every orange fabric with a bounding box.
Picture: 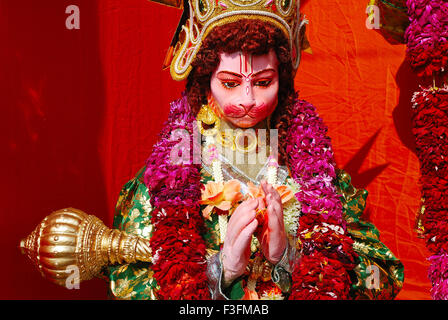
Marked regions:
[297,0,432,299]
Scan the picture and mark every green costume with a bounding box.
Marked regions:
[107,165,404,300]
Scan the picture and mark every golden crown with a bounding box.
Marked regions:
[151,0,310,81]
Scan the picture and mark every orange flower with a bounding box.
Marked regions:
[242,288,259,300]
[199,179,244,220]
[260,286,283,300]
[275,185,295,204]
[246,182,295,204]
[247,182,264,199]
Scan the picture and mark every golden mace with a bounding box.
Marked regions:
[19,208,152,287]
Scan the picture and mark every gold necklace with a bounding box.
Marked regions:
[197,99,272,154]
[216,129,259,153]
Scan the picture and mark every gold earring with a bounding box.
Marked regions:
[197,103,220,136]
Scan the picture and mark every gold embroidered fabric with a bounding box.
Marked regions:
[106,166,404,299]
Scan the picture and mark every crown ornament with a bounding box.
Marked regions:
[151,0,310,81]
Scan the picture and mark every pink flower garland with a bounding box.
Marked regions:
[428,253,448,300]
[286,100,358,299]
[143,95,357,299]
[286,100,346,228]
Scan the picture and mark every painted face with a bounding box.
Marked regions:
[210,50,279,128]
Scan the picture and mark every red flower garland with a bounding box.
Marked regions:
[289,211,358,299]
[150,206,210,299]
[290,253,352,300]
[404,0,448,77]
[145,95,211,300]
[411,86,448,299]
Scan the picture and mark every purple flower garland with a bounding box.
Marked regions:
[286,100,357,299]
[286,100,346,229]
[428,253,448,300]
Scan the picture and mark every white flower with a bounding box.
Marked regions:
[141,225,153,238]
[152,248,162,264]
[322,222,344,235]
[282,178,302,237]
[283,199,301,236]
[286,177,302,194]
[260,290,284,300]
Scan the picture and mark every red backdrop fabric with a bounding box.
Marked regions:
[2,0,431,299]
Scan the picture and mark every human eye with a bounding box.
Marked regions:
[254,79,272,87]
[221,80,240,89]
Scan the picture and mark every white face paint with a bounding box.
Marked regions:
[240,53,253,96]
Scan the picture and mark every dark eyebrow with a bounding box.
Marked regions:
[216,71,242,78]
[252,68,277,77]
[216,68,277,78]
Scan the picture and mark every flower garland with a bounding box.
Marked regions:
[283,177,303,236]
[144,94,210,299]
[404,0,448,77]
[286,100,358,300]
[405,0,448,300]
[411,86,448,299]
[144,94,358,299]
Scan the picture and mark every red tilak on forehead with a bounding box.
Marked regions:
[239,52,253,78]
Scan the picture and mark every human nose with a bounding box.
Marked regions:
[239,82,256,111]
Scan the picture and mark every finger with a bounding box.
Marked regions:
[256,196,266,210]
[226,200,257,243]
[266,200,284,228]
[266,183,282,203]
[228,198,258,227]
[234,198,259,216]
[226,213,256,246]
[230,199,258,225]
[263,197,283,236]
[233,219,258,255]
[261,182,273,211]
[266,199,283,226]
[266,194,282,214]
[260,180,269,196]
